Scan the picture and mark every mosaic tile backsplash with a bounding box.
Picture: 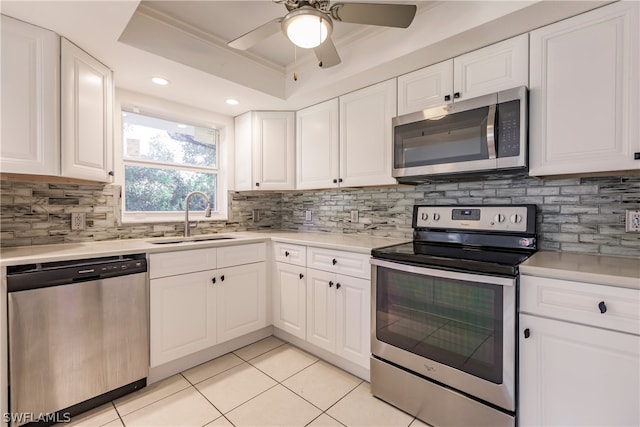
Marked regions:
[1,173,639,257]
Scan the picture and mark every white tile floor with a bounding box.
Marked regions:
[64,336,431,427]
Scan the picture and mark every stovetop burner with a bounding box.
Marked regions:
[371,204,537,277]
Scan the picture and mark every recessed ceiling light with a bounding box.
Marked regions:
[225,98,239,105]
[151,77,169,86]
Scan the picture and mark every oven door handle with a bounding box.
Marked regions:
[370,258,516,287]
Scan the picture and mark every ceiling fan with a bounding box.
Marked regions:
[227,0,417,69]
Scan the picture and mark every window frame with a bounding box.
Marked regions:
[115,91,229,224]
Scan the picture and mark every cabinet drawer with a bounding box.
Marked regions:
[307,247,370,279]
[520,275,640,335]
[273,242,306,266]
[150,248,216,279]
[217,243,266,268]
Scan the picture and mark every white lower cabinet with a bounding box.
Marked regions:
[216,262,267,343]
[150,269,217,367]
[149,243,266,367]
[306,268,371,369]
[273,261,307,340]
[519,275,640,426]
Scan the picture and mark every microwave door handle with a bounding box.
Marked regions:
[486,104,497,159]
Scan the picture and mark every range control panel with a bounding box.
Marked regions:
[414,205,531,232]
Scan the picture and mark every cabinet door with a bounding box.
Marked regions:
[234,112,253,191]
[340,79,397,187]
[453,34,529,102]
[306,268,336,353]
[296,99,340,189]
[335,274,371,368]
[519,314,640,426]
[61,38,114,182]
[273,262,307,339]
[253,111,295,190]
[216,263,267,343]
[150,270,217,367]
[529,2,640,176]
[1,15,59,176]
[397,60,453,115]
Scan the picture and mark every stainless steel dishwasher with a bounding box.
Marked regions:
[7,254,148,425]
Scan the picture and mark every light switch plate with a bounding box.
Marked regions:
[350,210,359,223]
[305,210,312,222]
[626,209,640,232]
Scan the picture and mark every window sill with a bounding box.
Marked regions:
[122,212,228,224]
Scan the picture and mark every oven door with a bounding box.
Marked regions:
[371,258,516,412]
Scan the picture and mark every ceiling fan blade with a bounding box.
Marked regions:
[330,3,417,28]
[228,17,283,50]
[314,37,341,68]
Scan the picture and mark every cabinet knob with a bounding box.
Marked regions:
[338,178,343,183]
[108,170,114,177]
[332,258,337,265]
[336,283,341,290]
[211,277,216,284]
[333,179,338,184]
[454,92,461,99]
[634,152,640,160]
[299,273,304,279]
[255,182,260,187]
[444,94,451,102]
[329,281,334,287]
[523,328,530,339]
[285,251,290,257]
[598,301,607,314]
[220,275,225,282]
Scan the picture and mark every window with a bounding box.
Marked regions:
[122,110,225,222]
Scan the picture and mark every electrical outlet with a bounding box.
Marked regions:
[350,210,359,223]
[305,210,312,222]
[71,212,86,230]
[252,209,260,222]
[626,209,640,232]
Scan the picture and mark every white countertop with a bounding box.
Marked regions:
[520,251,640,290]
[0,231,409,267]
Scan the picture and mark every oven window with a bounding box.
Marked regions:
[376,266,503,383]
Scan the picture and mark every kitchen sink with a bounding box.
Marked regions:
[148,236,236,244]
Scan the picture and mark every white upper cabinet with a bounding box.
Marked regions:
[397,34,529,115]
[1,15,60,176]
[397,60,453,115]
[529,1,640,176]
[296,99,340,190]
[234,111,295,191]
[339,79,397,187]
[61,38,114,182]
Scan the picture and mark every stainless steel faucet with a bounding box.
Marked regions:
[184,191,212,237]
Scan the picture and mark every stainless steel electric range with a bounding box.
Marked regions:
[370,204,537,427]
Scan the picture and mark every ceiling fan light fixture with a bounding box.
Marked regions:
[282,7,332,49]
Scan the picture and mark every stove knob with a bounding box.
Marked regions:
[433,213,440,221]
[494,214,505,223]
[421,212,428,221]
[510,214,522,224]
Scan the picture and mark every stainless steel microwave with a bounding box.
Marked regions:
[393,86,527,182]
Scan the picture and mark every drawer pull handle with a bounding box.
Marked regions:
[329,281,334,288]
[336,283,341,290]
[523,328,530,339]
[211,277,216,284]
[299,273,304,279]
[332,258,337,265]
[220,275,225,282]
[285,251,290,257]
[598,301,607,314]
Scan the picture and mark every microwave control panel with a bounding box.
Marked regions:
[497,100,521,158]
